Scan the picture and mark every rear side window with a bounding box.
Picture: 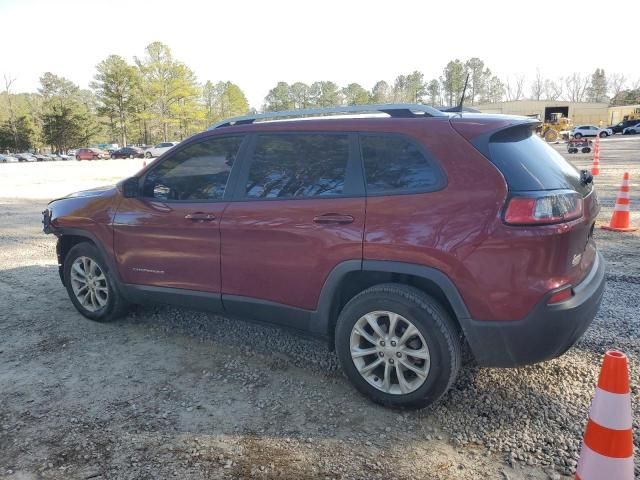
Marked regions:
[488,127,589,195]
[360,134,443,194]
[143,136,243,201]
[245,134,349,199]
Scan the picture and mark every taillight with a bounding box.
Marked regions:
[504,191,583,225]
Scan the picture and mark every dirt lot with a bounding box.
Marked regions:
[1,137,638,480]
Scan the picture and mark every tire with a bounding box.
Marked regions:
[582,147,591,153]
[128,154,133,159]
[110,154,115,159]
[573,133,582,139]
[76,155,81,161]
[599,132,607,138]
[145,152,152,158]
[335,283,461,409]
[63,242,129,322]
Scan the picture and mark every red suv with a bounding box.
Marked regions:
[43,105,605,408]
[76,148,107,161]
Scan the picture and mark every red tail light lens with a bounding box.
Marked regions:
[504,191,583,225]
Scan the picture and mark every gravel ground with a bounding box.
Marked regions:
[0,137,638,480]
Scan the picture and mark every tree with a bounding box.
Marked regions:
[290,82,311,109]
[587,68,608,103]
[0,115,36,152]
[39,73,100,152]
[441,60,466,106]
[465,58,487,105]
[370,81,391,104]
[203,80,248,124]
[426,79,441,106]
[483,76,505,103]
[542,79,562,101]
[564,73,590,102]
[505,74,525,101]
[530,69,544,101]
[91,55,140,147]
[135,42,202,141]
[264,82,293,111]
[342,83,370,105]
[3,75,19,150]
[608,73,626,103]
[309,81,341,107]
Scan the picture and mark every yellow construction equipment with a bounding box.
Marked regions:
[539,113,572,143]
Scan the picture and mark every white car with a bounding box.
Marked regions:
[622,122,640,135]
[0,154,19,163]
[571,125,612,139]
[144,142,178,158]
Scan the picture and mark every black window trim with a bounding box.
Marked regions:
[138,133,249,204]
[357,131,447,197]
[230,131,365,202]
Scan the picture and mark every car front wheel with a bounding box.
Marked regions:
[63,242,129,322]
[573,133,582,139]
[599,132,607,138]
[145,152,152,158]
[335,283,461,409]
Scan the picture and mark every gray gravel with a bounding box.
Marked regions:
[1,135,638,479]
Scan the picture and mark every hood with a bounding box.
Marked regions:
[51,185,116,203]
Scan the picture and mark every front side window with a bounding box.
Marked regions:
[143,136,243,201]
[360,134,443,194]
[245,134,349,199]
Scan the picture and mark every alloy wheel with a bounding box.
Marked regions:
[350,311,430,395]
[70,256,109,312]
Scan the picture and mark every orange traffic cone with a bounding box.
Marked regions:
[601,172,637,232]
[591,141,600,176]
[575,351,634,480]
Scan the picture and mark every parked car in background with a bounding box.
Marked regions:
[607,119,640,134]
[0,154,19,163]
[571,125,612,138]
[622,122,640,135]
[76,148,108,161]
[144,142,178,158]
[111,146,145,159]
[46,154,62,161]
[16,153,37,162]
[34,154,47,161]
[43,105,605,408]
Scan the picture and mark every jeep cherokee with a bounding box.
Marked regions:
[43,104,605,408]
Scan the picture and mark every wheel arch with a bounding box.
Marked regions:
[312,260,471,341]
[55,228,119,283]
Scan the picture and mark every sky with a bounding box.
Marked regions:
[1,0,639,108]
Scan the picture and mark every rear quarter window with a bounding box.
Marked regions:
[359,134,445,195]
[487,126,590,196]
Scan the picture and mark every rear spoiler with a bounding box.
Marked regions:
[450,116,541,159]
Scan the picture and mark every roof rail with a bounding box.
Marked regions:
[208,103,446,130]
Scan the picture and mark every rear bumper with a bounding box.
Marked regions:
[461,251,606,367]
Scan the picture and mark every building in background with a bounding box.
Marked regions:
[473,100,610,125]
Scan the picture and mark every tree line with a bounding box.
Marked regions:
[1,45,639,153]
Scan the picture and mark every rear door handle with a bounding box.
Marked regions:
[184,212,216,222]
[313,213,354,225]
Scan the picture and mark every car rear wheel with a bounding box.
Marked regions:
[128,154,134,159]
[599,131,607,138]
[63,242,129,322]
[145,152,152,158]
[76,155,81,160]
[335,283,461,409]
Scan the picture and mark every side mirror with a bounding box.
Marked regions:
[122,177,140,198]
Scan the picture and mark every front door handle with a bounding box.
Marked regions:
[184,212,216,222]
[313,213,354,225]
